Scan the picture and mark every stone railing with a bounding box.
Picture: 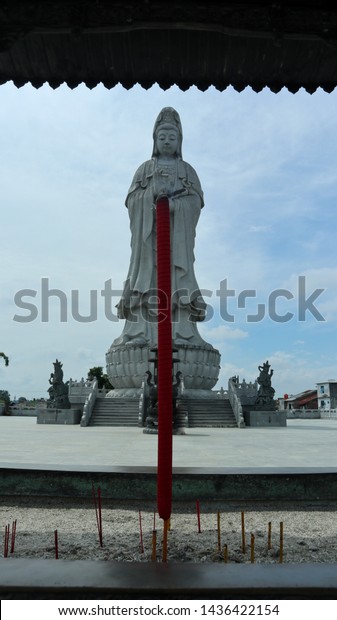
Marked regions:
[68,378,94,404]
[139,377,148,427]
[80,379,106,426]
[320,409,337,419]
[216,386,229,399]
[286,408,320,419]
[228,377,245,428]
[234,378,258,406]
[178,374,185,398]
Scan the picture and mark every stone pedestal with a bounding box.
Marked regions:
[244,410,287,427]
[36,409,82,425]
[106,342,220,394]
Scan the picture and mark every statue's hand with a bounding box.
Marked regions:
[156,190,168,201]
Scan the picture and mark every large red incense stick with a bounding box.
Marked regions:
[156,196,173,522]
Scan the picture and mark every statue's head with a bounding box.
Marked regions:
[152,107,183,158]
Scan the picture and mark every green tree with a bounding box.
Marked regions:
[0,390,10,414]
[0,354,10,412]
[0,352,9,366]
[0,390,10,404]
[87,366,113,390]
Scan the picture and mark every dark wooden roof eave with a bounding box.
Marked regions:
[1,2,337,93]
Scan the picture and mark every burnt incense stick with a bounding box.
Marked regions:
[196,500,201,533]
[97,486,103,547]
[4,524,9,558]
[162,519,169,563]
[279,521,284,563]
[217,512,221,552]
[6,524,10,557]
[139,510,144,553]
[10,520,17,554]
[250,533,255,563]
[92,482,99,532]
[241,511,246,553]
[223,544,228,563]
[151,529,157,562]
[92,482,103,547]
[54,529,59,559]
[268,521,272,550]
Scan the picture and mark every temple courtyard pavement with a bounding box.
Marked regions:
[2,416,337,600]
[1,416,337,470]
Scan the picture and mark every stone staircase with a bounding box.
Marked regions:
[88,397,140,427]
[87,396,237,428]
[184,398,237,428]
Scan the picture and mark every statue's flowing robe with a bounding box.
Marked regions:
[116,157,207,344]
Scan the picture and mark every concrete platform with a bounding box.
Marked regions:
[2,417,337,600]
[1,417,337,502]
[1,416,337,469]
[1,559,337,600]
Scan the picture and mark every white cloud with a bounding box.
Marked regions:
[199,324,248,342]
[249,225,272,233]
[269,350,337,396]
[1,83,337,398]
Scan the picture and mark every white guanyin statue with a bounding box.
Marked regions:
[106,108,220,393]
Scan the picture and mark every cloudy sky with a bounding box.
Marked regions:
[1,82,337,400]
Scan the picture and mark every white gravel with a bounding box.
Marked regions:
[1,497,337,564]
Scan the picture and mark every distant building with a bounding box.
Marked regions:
[279,390,318,411]
[316,380,337,411]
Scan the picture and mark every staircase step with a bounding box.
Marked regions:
[183,398,237,428]
[89,397,140,427]
[87,396,237,428]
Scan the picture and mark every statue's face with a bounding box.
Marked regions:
[156,128,178,157]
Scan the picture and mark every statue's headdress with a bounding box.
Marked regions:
[152,107,183,158]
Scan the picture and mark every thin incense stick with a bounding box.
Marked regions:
[162,519,169,563]
[97,486,103,547]
[250,533,255,563]
[217,512,221,552]
[92,482,103,547]
[10,520,17,554]
[268,521,272,550]
[241,511,246,553]
[151,530,157,562]
[4,524,9,558]
[196,500,201,533]
[139,510,144,553]
[279,521,284,563]
[54,529,59,559]
[92,482,99,534]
